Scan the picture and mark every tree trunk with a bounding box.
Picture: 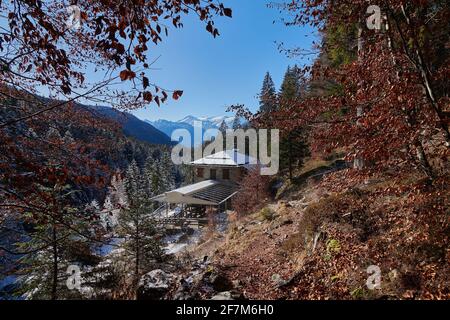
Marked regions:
[353,23,365,170]
[135,222,140,282]
[385,17,435,179]
[415,141,435,179]
[390,4,450,145]
[288,135,293,180]
[51,223,58,300]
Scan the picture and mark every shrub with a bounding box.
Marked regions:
[232,166,271,217]
[298,189,369,240]
[281,189,369,255]
[326,239,341,254]
[259,207,275,221]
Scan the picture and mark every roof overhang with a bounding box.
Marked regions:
[189,149,258,167]
[151,180,238,206]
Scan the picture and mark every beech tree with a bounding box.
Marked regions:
[232,167,271,217]
[0,0,232,125]
[263,0,449,179]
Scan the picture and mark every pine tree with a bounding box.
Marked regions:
[160,152,175,192]
[143,156,162,197]
[232,116,241,130]
[143,153,175,198]
[280,66,293,102]
[14,183,99,300]
[279,66,310,180]
[124,160,141,201]
[259,72,277,114]
[279,66,304,105]
[118,160,162,283]
[279,128,310,180]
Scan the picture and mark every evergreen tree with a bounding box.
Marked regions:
[118,160,162,283]
[231,116,241,130]
[14,183,99,300]
[141,153,175,205]
[144,156,163,197]
[279,65,304,104]
[279,128,310,180]
[279,66,310,180]
[124,160,141,200]
[159,152,175,192]
[259,72,277,114]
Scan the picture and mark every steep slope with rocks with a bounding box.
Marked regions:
[159,158,448,300]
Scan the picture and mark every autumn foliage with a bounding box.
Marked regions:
[223,0,449,300]
[0,0,232,108]
[232,167,271,217]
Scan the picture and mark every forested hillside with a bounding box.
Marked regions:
[0,88,183,299]
[209,0,449,300]
[0,0,448,302]
[86,105,172,145]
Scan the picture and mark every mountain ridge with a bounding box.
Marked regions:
[146,115,243,146]
[84,105,172,145]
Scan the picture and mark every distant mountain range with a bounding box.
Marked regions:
[146,115,243,146]
[177,115,237,128]
[78,105,244,147]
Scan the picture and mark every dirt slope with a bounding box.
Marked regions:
[197,167,449,300]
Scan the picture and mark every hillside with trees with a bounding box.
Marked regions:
[0,0,448,302]
[0,89,182,299]
[205,0,449,300]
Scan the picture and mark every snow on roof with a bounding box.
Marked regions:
[171,180,218,195]
[151,180,238,205]
[190,149,258,167]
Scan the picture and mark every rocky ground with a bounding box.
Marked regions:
[136,182,322,300]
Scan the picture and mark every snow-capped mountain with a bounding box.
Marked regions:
[177,115,237,128]
[146,115,244,146]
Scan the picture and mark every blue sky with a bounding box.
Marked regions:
[129,0,318,122]
[1,1,317,122]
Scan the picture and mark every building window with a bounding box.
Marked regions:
[210,169,217,180]
[222,168,230,180]
[196,168,204,178]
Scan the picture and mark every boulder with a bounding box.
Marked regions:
[232,279,243,288]
[210,291,244,300]
[210,291,234,300]
[137,269,173,300]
